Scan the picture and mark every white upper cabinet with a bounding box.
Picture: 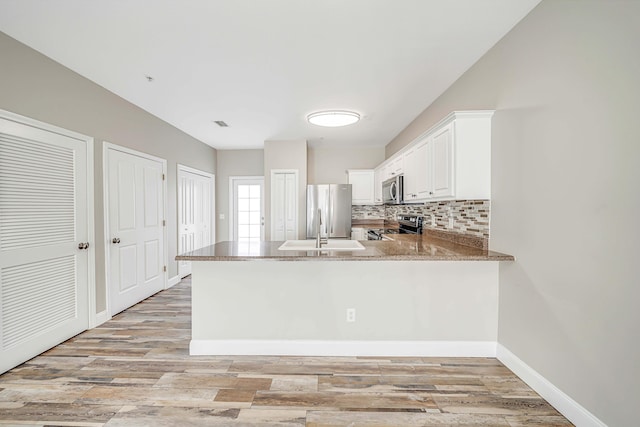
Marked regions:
[430,123,454,198]
[379,149,405,183]
[373,166,383,204]
[378,111,493,202]
[389,156,403,177]
[347,169,375,205]
[402,145,418,201]
[414,139,432,200]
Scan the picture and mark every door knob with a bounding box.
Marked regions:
[78,242,90,250]
[112,238,121,244]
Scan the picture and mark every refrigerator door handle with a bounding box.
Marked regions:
[329,194,334,235]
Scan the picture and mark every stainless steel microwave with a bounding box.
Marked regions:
[382,175,403,205]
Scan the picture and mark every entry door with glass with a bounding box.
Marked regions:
[232,178,264,242]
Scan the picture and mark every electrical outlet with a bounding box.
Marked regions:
[219,213,225,220]
[448,216,454,229]
[346,308,356,322]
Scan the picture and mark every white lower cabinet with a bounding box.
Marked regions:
[351,227,367,240]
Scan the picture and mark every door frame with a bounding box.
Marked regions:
[270,169,299,241]
[228,176,265,241]
[102,142,168,318]
[177,164,215,278]
[0,109,96,328]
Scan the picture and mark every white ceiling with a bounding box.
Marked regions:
[0,0,540,150]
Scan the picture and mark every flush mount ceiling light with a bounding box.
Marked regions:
[307,110,360,127]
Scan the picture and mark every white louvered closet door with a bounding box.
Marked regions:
[0,115,89,375]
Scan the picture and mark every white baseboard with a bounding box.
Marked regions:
[497,344,607,427]
[167,275,181,288]
[190,340,497,357]
[93,310,111,328]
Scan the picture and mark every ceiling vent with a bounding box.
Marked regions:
[213,120,229,127]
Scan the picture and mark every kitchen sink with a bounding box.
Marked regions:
[278,240,365,251]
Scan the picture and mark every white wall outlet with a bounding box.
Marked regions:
[219,213,225,220]
[448,216,454,229]
[346,308,356,322]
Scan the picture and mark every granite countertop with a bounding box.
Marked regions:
[176,234,514,262]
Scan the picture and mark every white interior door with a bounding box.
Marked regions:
[271,170,298,241]
[107,146,165,315]
[231,177,264,242]
[178,165,214,278]
[0,112,91,374]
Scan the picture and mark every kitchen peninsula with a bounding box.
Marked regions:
[176,235,513,358]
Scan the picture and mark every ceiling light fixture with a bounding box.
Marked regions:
[307,110,360,127]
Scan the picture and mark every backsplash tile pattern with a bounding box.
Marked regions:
[354,200,490,239]
[351,205,386,220]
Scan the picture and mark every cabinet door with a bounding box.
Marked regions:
[431,124,454,198]
[415,139,432,199]
[351,227,366,240]
[347,170,374,205]
[403,147,417,201]
[380,164,390,181]
[374,167,383,204]
[391,156,403,176]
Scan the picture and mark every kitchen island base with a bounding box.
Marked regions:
[190,260,499,357]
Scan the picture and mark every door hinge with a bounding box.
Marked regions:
[162,173,165,181]
[163,266,167,272]
[162,219,166,226]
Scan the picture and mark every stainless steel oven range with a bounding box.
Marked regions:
[367,215,423,240]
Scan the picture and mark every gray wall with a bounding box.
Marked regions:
[385,1,639,425]
[264,140,307,241]
[307,146,385,184]
[0,32,217,313]
[215,149,264,242]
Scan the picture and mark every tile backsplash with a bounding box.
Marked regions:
[351,204,386,220]
[353,200,490,239]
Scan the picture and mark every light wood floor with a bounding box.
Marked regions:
[0,277,572,426]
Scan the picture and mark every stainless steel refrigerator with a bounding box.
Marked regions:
[306,184,352,239]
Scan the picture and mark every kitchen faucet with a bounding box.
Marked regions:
[316,208,328,248]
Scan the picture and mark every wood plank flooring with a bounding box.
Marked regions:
[0,277,573,426]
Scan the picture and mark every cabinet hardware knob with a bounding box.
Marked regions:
[112,238,121,244]
[78,242,90,250]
